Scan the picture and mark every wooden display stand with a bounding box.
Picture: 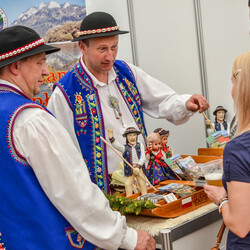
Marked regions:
[123,154,225,249]
[181,154,222,163]
[123,180,211,218]
[118,154,222,218]
[197,148,224,156]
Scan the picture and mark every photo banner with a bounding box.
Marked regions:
[0,0,86,106]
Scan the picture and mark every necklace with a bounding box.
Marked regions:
[107,84,125,127]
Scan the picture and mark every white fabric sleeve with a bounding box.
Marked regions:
[128,63,194,125]
[13,108,137,250]
[112,140,125,154]
[138,143,146,166]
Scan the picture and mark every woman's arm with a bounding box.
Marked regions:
[222,181,250,238]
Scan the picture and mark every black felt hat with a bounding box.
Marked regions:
[72,12,129,42]
[122,127,141,137]
[0,25,60,68]
[213,106,227,115]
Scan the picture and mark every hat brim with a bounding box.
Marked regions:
[72,30,129,42]
[123,131,141,137]
[213,109,227,115]
[0,43,60,68]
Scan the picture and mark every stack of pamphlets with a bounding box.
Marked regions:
[165,154,203,181]
[177,156,202,180]
[206,130,230,148]
[165,154,184,180]
[158,183,196,198]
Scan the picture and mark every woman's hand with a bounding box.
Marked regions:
[203,184,227,205]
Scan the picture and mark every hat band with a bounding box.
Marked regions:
[77,25,120,37]
[125,128,138,133]
[0,38,45,62]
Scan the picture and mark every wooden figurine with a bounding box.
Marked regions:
[108,127,147,197]
[206,105,228,135]
[145,132,177,185]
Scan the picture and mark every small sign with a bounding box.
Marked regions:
[182,197,192,209]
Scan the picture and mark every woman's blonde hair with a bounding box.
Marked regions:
[232,51,250,135]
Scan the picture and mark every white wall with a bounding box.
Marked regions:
[132,0,207,155]
[201,0,250,123]
[85,0,250,155]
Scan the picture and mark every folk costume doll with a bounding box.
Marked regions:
[108,127,147,197]
[154,128,173,159]
[145,132,177,185]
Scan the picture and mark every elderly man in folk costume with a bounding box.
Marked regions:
[47,12,210,193]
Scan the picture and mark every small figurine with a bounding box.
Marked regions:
[154,128,173,158]
[145,132,177,185]
[206,105,228,135]
[108,127,147,197]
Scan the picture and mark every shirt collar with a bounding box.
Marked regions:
[80,56,117,87]
[0,79,23,93]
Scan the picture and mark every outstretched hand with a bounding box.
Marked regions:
[185,94,209,113]
[135,230,156,250]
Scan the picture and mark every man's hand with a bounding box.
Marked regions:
[185,94,209,113]
[135,230,156,250]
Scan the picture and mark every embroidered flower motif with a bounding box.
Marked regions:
[98,180,104,187]
[88,94,94,101]
[74,92,86,115]
[127,97,132,103]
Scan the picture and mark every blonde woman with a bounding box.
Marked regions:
[204,51,250,249]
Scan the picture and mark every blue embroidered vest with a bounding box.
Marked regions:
[0,84,96,249]
[123,142,142,176]
[54,60,147,192]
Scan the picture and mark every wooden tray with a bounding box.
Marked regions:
[120,180,212,218]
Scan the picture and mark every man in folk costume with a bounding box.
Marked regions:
[0,26,155,249]
[47,12,210,193]
[108,127,147,197]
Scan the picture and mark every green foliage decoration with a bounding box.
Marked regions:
[104,192,156,215]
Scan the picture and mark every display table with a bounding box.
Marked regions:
[125,203,228,249]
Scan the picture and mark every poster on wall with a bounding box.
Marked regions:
[0,0,85,106]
